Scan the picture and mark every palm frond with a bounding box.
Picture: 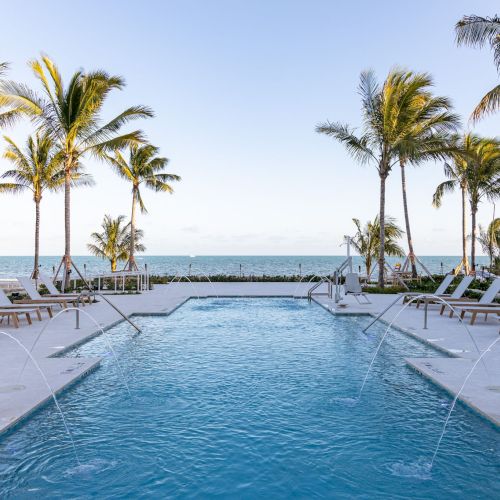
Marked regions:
[470,84,500,123]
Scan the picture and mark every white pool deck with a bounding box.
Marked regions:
[0,282,499,435]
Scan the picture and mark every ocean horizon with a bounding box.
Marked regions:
[0,255,490,278]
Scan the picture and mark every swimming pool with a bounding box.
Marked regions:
[0,298,498,497]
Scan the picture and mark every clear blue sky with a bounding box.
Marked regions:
[0,0,498,255]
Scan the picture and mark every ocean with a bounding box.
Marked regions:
[0,255,490,278]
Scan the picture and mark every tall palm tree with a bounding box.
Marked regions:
[466,138,500,269]
[477,217,500,269]
[394,75,459,277]
[316,69,452,286]
[433,135,472,274]
[456,15,500,121]
[0,55,152,289]
[433,134,500,272]
[106,144,180,270]
[351,215,405,277]
[0,132,92,278]
[88,214,145,272]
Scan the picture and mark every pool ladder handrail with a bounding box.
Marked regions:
[307,276,334,301]
[333,257,353,303]
[75,290,142,333]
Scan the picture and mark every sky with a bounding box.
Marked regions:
[0,0,499,256]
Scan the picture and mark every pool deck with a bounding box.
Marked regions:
[0,282,499,434]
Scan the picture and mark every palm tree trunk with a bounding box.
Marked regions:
[128,187,137,271]
[111,258,117,272]
[400,159,417,277]
[63,164,71,290]
[378,171,387,288]
[471,205,477,272]
[461,187,469,274]
[32,198,41,279]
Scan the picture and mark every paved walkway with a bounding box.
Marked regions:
[0,282,498,434]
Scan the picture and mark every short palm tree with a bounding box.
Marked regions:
[88,215,145,272]
[0,132,92,278]
[106,144,180,270]
[456,15,500,121]
[0,55,152,289]
[351,215,405,278]
[316,69,454,286]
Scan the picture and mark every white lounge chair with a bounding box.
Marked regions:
[442,277,500,317]
[0,287,54,318]
[436,275,475,313]
[0,308,39,328]
[15,277,78,309]
[344,273,371,304]
[406,273,454,307]
[38,273,91,303]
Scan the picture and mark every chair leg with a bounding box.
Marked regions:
[470,312,477,325]
[25,312,32,325]
[12,314,19,328]
[35,309,42,321]
[47,307,53,318]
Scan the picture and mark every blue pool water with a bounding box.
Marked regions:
[0,298,498,498]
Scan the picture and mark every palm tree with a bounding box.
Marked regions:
[106,144,180,270]
[466,138,500,269]
[433,135,472,274]
[316,69,452,286]
[456,15,500,121]
[477,217,500,269]
[394,76,459,277]
[88,215,145,272]
[433,134,500,272]
[351,215,405,278]
[0,55,152,289]
[0,62,16,128]
[0,132,92,278]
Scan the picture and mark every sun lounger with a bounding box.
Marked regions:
[0,287,54,318]
[442,278,500,317]
[456,305,500,325]
[38,273,91,304]
[0,308,40,328]
[14,277,78,309]
[405,273,454,307]
[344,273,371,304]
[432,275,475,313]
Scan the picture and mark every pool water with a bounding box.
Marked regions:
[0,298,498,498]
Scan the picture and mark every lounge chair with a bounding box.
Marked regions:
[433,275,475,313]
[37,273,91,304]
[405,273,454,307]
[0,308,40,328]
[457,305,500,325]
[442,277,500,318]
[0,287,54,318]
[14,277,78,309]
[344,273,371,304]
